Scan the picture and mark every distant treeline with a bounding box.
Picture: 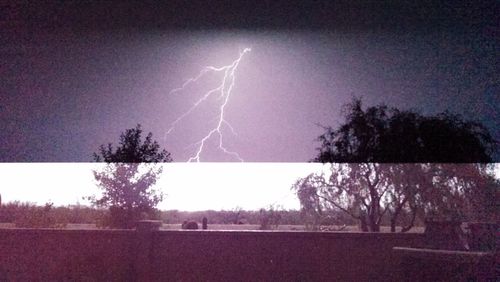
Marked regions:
[0,202,307,228]
[0,202,425,230]
[0,202,106,228]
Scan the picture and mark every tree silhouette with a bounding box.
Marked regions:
[295,99,498,232]
[90,124,172,228]
[93,124,172,163]
[315,98,497,163]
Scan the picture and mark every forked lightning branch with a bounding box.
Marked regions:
[166,48,251,162]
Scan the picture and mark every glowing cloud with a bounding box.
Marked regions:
[166,48,251,162]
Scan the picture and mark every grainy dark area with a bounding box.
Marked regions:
[0,227,426,281]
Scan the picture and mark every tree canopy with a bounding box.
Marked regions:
[294,99,498,232]
[293,163,496,232]
[93,124,172,163]
[90,124,172,228]
[314,99,497,163]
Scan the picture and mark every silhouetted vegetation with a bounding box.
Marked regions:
[315,98,497,163]
[181,221,199,229]
[93,124,172,163]
[296,99,499,232]
[89,124,172,228]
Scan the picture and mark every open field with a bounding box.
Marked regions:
[164,224,425,233]
[0,222,424,232]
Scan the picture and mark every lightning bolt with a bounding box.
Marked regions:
[166,48,251,162]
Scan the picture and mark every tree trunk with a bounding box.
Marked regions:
[390,218,397,232]
[368,204,380,232]
[370,220,380,232]
[359,217,369,232]
[400,206,417,233]
[390,196,409,233]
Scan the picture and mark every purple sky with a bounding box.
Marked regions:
[1,2,498,162]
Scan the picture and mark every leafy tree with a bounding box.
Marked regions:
[296,99,498,232]
[315,98,497,163]
[294,163,391,232]
[90,124,172,228]
[293,163,494,232]
[93,124,172,163]
[467,174,500,222]
[419,163,496,221]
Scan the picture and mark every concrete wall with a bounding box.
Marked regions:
[151,231,425,281]
[0,223,425,281]
[0,229,136,281]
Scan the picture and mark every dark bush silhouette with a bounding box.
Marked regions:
[181,221,199,229]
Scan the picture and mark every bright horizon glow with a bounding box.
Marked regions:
[0,163,324,211]
[1,163,498,211]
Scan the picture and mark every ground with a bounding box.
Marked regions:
[0,222,425,232]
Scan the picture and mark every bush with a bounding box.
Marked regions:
[259,206,282,230]
[12,202,67,228]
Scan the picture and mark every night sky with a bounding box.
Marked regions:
[1,1,498,162]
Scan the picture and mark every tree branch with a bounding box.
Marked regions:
[317,194,360,220]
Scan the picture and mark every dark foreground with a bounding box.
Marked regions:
[0,221,494,281]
